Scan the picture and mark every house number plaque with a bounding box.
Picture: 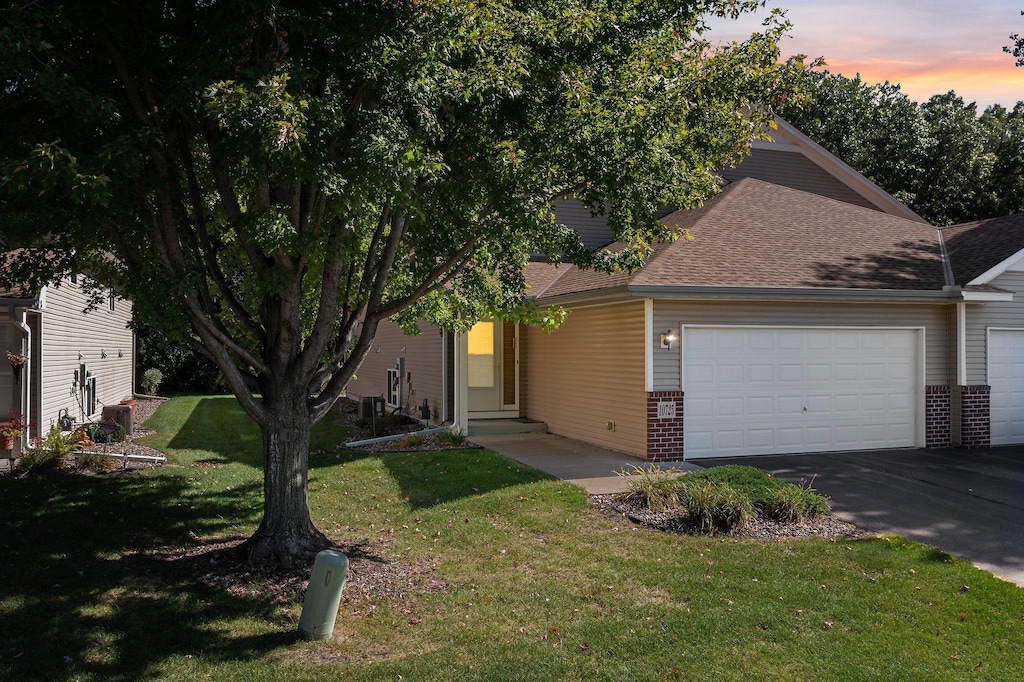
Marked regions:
[657,401,677,419]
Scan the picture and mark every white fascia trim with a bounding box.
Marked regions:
[957,303,967,385]
[961,290,1014,302]
[965,246,1024,286]
[773,116,928,223]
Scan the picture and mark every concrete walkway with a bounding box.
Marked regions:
[469,432,701,494]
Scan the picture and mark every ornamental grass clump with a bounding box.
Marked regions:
[678,480,754,535]
[614,465,680,512]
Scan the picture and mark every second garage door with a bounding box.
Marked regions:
[683,327,920,459]
[988,329,1024,445]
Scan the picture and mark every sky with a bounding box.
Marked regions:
[705,0,1024,110]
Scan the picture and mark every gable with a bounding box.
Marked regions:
[720,147,880,211]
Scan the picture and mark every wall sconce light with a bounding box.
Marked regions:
[118,349,124,358]
[100,349,108,359]
[660,329,678,350]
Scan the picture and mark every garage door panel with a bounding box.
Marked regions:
[989,330,1024,445]
[685,327,919,458]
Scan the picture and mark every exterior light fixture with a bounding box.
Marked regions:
[660,329,678,350]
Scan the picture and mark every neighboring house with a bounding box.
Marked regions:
[0,271,135,452]
[347,117,1024,461]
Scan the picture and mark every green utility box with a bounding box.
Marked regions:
[298,550,349,640]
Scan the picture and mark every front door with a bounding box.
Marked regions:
[467,320,518,415]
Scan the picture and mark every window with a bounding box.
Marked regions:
[107,291,115,312]
[69,273,79,287]
[467,321,496,388]
[386,368,401,407]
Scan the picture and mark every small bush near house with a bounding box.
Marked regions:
[76,452,119,471]
[615,465,680,512]
[397,433,424,449]
[678,480,754,534]
[141,367,163,395]
[436,430,467,447]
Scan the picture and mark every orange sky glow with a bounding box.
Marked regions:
[706,1,1024,110]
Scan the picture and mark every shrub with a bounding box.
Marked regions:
[141,368,163,395]
[76,452,119,471]
[679,480,754,534]
[397,433,424,449]
[615,465,681,512]
[436,430,467,446]
[17,447,61,473]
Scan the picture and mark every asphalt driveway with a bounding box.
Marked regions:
[702,447,1024,587]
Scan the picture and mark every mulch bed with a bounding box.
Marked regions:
[335,397,479,453]
[163,537,448,614]
[592,494,867,540]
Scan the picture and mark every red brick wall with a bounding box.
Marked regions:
[647,392,684,461]
[925,385,951,448]
[953,385,990,449]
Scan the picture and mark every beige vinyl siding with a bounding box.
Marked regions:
[524,301,647,456]
[652,300,952,390]
[518,326,528,417]
[721,149,879,211]
[347,320,444,421]
[41,282,134,429]
[966,271,1024,384]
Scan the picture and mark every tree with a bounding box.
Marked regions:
[0,1,803,566]
[777,71,928,209]
[1007,10,1024,66]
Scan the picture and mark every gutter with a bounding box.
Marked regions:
[625,285,966,303]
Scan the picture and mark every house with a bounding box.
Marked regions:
[0,271,135,453]
[346,118,1024,461]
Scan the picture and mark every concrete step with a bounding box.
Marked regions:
[467,418,547,436]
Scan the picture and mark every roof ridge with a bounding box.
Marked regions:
[532,262,576,298]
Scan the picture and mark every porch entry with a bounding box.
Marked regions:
[467,319,518,417]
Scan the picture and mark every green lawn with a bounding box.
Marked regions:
[2,395,1023,680]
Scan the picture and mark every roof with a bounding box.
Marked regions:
[941,214,1024,285]
[528,178,946,300]
[0,250,39,301]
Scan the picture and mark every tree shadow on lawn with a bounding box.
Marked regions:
[0,470,306,681]
[162,396,357,470]
[377,449,553,509]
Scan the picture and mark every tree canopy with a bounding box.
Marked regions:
[0,0,806,565]
[778,71,1024,226]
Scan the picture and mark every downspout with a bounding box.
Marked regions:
[10,308,31,451]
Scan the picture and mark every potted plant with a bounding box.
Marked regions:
[0,411,30,451]
[6,349,28,385]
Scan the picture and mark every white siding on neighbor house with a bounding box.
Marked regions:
[968,271,1024,385]
[652,300,952,390]
[346,320,445,421]
[40,281,134,431]
[524,301,647,457]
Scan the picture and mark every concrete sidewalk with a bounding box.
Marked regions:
[469,432,701,494]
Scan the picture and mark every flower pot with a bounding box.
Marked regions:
[0,433,14,451]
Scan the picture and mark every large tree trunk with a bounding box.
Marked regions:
[242,390,330,567]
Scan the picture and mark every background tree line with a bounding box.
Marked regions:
[778,71,1024,226]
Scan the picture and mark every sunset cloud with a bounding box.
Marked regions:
[706,0,1024,108]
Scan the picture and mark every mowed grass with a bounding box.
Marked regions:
[1,396,1023,681]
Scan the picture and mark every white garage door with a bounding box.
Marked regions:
[988,329,1024,445]
[684,327,919,459]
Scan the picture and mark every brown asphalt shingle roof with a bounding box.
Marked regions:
[528,178,947,299]
[941,214,1024,285]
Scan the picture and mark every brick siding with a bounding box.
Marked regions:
[647,391,684,461]
[953,385,990,449]
[925,385,951,448]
